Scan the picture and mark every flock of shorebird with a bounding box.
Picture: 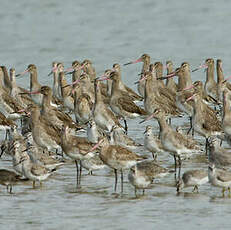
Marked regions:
[0,54,231,197]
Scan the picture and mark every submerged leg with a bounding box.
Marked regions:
[114,169,118,192]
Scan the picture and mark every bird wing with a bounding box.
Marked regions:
[69,136,94,153]
[110,145,144,161]
[31,164,48,176]
[166,130,195,150]
[40,117,61,144]
[125,86,143,101]
[2,93,24,111]
[117,97,146,115]
[217,171,231,182]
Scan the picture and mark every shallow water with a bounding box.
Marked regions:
[1,0,231,229]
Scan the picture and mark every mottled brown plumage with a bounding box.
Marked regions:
[40,86,80,130]
[93,79,123,132]
[27,104,61,150]
[113,63,143,101]
[110,72,147,119]
[144,71,180,117]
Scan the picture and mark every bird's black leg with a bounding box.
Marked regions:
[114,169,118,192]
[174,155,177,180]
[79,160,82,186]
[124,119,128,134]
[121,169,124,194]
[178,156,182,179]
[75,160,79,186]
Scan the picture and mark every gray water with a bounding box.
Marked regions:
[1,0,231,229]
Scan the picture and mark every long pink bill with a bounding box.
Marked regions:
[62,79,80,89]
[64,65,84,75]
[88,139,104,153]
[139,113,154,124]
[124,58,142,66]
[15,69,29,77]
[192,64,208,72]
[183,85,195,91]
[97,75,110,81]
[64,67,74,74]
[157,72,176,80]
[19,90,40,95]
[186,94,195,102]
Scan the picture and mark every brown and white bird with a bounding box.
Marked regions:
[128,160,168,195]
[106,71,147,133]
[90,137,146,193]
[141,109,201,179]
